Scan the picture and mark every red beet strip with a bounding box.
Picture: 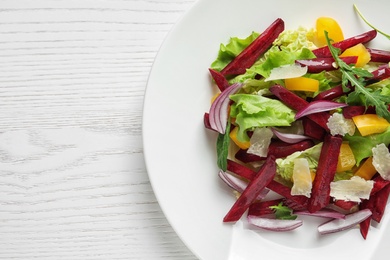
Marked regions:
[313,84,348,101]
[226,159,257,180]
[301,117,326,141]
[209,68,230,92]
[307,134,343,213]
[312,30,377,58]
[296,56,357,73]
[203,113,212,130]
[342,106,367,119]
[359,216,371,239]
[369,64,390,82]
[370,175,390,196]
[332,200,359,212]
[248,199,283,216]
[223,156,276,222]
[361,182,390,223]
[368,48,390,63]
[269,85,330,130]
[221,18,285,76]
[235,139,314,163]
[267,180,309,209]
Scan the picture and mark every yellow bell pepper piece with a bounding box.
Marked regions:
[211,92,220,103]
[352,114,390,136]
[340,43,371,67]
[229,126,250,150]
[314,17,344,47]
[337,143,356,173]
[285,77,319,92]
[354,157,377,180]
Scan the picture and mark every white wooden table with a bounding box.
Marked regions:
[0,0,198,259]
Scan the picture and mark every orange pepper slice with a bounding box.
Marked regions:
[352,114,390,136]
[354,157,377,180]
[337,143,356,173]
[229,126,250,150]
[315,17,344,47]
[340,43,371,67]
[285,77,319,92]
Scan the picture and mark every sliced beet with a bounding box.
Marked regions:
[312,30,377,58]
[332,200,359,212]
[296,56,358,73]
[209,68,230,91]
[267,180,308,209]
[370,175,390,196]
[221,18,285,76]
[226,159,257,180]
[342,106,367,119]
[313,84,348,101]
[235,139,314,163]
[368,48,390,63]
[359,216,371,239]
[223,156,276,222]
[301,117,326,140]
[360,183,390,223]
[368,64,390,82]
[248,199,283,216]
[269,85,330,130]
[308,134,343,213]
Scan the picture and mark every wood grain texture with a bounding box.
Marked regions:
[0,0,198,259]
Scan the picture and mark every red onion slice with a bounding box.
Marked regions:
[271,128,311,144]
[295,100,348,120]
[247,215,303,231]
[294,209,345,219]
[218,170,269,200]
[209,83,243,134]
[318,209,372,235]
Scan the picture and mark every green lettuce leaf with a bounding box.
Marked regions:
[276,143,323,181]
[210,32,260,72]
[253,47,315,78]
[229,94,295,142]
[237,27,316,80]
[344,126,390,165]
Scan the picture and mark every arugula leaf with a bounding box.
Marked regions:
[324,31,390,121]
[269,202,297,220]
[216,120,231,171]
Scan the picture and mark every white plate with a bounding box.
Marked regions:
[143,0,390,259]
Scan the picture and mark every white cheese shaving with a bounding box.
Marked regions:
[330,176,374,202]
[291,158,312,198]
[265,64,308,82]
[372,143,390,180]
[326,112,356,136]
[247,127,273,157]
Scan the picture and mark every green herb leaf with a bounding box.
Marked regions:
[324,31,390,121]
[216,120,231,171]
[269,202,297,220]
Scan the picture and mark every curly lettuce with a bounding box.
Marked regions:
[229,94,295,142]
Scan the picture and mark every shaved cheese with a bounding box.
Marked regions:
[330,176,374,202]
[265,64,308,82]
[327,112,356,136]
[291,158,312,198]
[247,127,273,157]
[372,143,390,180]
